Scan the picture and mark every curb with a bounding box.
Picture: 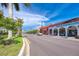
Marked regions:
[25,38,30,56]
[18,38,26,56]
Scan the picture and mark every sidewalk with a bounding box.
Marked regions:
[48,35,79,41]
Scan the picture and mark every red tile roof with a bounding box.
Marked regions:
[40,17,79,29]
[40,26,48,29]
[48,17,79,28]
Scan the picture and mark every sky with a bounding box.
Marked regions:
[0,3,79,31]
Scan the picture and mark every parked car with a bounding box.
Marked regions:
[75,35,79,39]
[37,33,43,36]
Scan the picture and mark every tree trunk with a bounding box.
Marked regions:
[7,30,12,39]
[8,3,13,18]
[16,27,21,37]
[16,28,20,36]
[7,3,13,39]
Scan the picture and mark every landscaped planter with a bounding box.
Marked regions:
[0,37,22,56]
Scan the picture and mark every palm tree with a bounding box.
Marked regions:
[1,3,30,39]
[4,17,16,39]
[1,3,30,17]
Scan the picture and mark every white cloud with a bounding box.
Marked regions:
[3,7,51,30]
[13,11,49,30]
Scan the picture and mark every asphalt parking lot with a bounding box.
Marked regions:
[25,34,79,56]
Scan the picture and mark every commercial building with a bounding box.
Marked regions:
[40,17,79,37]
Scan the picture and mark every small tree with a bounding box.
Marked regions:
[0,10,4,27]
[15,18,23,37]
[4,17,15,39]
[1,3,30,38]
[0,10,3,17]
[0,11,3,36]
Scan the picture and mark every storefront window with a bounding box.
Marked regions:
[54,28,58,36]
[68,26,77,37]
[59,27,65,36]
[49,29,52,35]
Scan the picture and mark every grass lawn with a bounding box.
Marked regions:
[0,37,23,56]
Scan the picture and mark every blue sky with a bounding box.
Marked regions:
[0,3,79,31]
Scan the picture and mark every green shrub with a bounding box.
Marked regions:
[3,36,21,45]
[0,37,22,56]
[0,35,7,40]
[3,39,14,45]
[0,40,4,44]
[0,36,4,39]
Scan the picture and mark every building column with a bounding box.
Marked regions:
[76,25,79,36]
[52,28,54,36]
[65,27,68,37]
[78,28,79,36]
[58,28,60,36]
[48,29,50,35]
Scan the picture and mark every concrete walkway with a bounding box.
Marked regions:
[51,36,79,41]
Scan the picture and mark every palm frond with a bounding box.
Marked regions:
[13,3,19,11]
[1,3,8,8]
[24,3,30,7]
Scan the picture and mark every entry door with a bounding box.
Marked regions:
[49,29,52,35]
[68,30,77,37]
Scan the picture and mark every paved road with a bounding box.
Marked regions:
[25,34,79,56]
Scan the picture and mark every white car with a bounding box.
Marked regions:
[37,33,43,36]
